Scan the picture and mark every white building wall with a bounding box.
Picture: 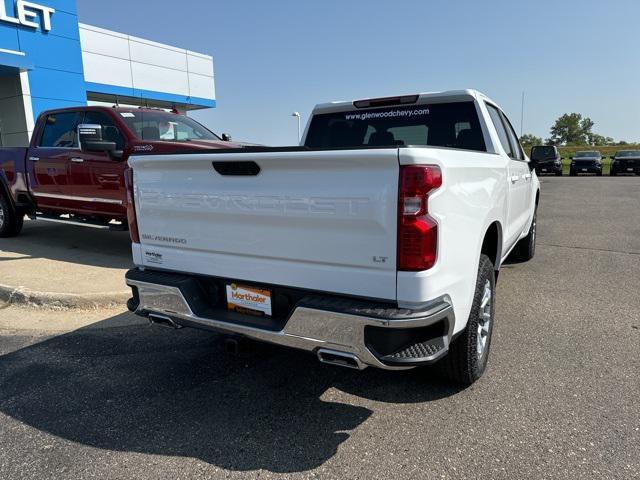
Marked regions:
[78,23,215,102]
[0,72,34,147]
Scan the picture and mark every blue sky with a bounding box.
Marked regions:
[78,0,640,146]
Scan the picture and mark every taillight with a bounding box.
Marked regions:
[398,165,442,271]
[125,167,140,243]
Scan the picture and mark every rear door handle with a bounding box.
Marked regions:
[70,158,84,163]
[523,173,532,180]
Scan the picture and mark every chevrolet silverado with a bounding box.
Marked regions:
[125,90,540,385]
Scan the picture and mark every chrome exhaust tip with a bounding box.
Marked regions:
[148,314,181,329]
[317,348,365,370]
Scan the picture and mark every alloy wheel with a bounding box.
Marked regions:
[477,280,492,359]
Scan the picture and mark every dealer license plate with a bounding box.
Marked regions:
[581,168,587,172]
[628,168,634,172]
[226,283,272,317]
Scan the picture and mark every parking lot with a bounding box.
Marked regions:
[0,177,638,479]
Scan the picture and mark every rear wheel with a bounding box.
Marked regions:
[443,254,495,386]
[0,193,24,238]
[555,169,563,176]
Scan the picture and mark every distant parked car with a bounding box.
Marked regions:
[610,150,640,176]
[530,145,562,176]
[569,151,603,176]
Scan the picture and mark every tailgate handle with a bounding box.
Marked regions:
[212,161,261,176]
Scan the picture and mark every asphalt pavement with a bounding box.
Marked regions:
[0,177,638,479]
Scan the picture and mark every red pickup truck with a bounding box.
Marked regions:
[0,106,240,237]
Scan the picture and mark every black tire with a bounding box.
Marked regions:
[555,170,563,177]
[569,169,576,177]
[610,167,617,177]
[510,209,537,263]
[0,193,24,238]
[443,254,495,386]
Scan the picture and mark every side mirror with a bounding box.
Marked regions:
[221,133,232,142]
[528,158,538,171]
[78,124,120,156]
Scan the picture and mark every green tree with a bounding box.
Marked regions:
[589,133,606,146]
[549,113,594,145]
[588,133,615,146]
[519,134,543,148]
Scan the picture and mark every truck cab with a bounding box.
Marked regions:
[0,106,241,237]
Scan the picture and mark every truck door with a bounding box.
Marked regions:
[28,111,83,213]
[485,104,531,250]
[69,111,128,219]
[501,111,533,243]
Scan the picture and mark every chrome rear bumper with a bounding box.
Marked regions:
[126,270,454,371]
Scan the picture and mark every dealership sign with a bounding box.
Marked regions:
[0,1,55,31]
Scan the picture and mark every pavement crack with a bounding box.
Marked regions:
[539,243,640,256]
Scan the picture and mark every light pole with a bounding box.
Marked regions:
[520,91,525,138]
[291,112,301,144]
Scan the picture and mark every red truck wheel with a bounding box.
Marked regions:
[0,193,24,238]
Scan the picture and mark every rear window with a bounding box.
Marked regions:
[305,101,486,152]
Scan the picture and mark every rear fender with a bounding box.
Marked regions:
[479,219,503,272]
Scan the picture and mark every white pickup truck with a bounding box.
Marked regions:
[125,90,539,385]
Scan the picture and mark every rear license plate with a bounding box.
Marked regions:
[541,168,547,172]
[226,283,272,317]
[582,168,587,172]
[628,168,634,172]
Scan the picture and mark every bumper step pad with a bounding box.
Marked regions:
[381,338,446,364]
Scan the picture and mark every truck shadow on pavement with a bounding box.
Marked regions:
[0,221,132,269]
[0,313,463,473]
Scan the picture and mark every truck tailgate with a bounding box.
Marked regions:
[130,149,399,300]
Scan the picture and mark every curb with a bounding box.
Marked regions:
[0,283,130,310]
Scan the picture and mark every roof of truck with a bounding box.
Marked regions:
[312,89,495,114]
[35,105,188,117]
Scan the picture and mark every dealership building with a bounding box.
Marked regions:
[0,0,216,146]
